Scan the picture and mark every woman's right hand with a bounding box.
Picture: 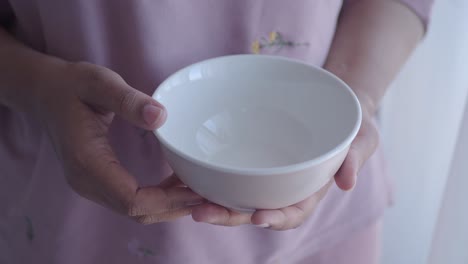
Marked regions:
[34,61,205,224]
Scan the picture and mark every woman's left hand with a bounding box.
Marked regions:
[191,107,379,230]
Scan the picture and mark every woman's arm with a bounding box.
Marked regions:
[324,0,431,190]
[0,27,64,114]
[326,0,427,115]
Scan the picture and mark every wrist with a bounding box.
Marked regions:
[353,90,378,118]
[0,55,68,116]
[323,65,380,118]
[27,56,70,118]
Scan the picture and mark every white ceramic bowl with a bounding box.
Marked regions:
[153,55,361,211]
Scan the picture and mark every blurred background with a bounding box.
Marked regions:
[380,0,468,263]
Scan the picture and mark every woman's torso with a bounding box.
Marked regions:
[0,1,391,263]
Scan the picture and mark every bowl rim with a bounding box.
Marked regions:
[152,54,362,176]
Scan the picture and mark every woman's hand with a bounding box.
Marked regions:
[36,62,205,224]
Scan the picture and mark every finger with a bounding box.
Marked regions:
[64,118,141,215]
[130,186,205,216]
[335,118,379,191]
[75,63,166,130]
[132,206,195,225]
[191,203,252,226]
[252,180,333,230]
[334,150,359,191]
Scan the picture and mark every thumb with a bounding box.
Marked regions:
[76,63,167,130]
[335,116,379,191]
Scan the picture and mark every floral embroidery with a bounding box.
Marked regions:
[251,31,309,54]
[251,40,261,54]
[24,216,34,242]
[269,31,278,42]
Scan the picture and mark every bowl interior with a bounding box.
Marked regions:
[154,55,360,171]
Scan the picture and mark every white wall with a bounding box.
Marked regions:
[380,0,468,263]
[429,92,468,264]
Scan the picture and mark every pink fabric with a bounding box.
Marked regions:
[397,0,434,26]
[300,220,383,264]
[0,0,432,263]
[344,0,434,28]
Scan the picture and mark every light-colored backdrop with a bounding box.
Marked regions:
[380,0,468,263]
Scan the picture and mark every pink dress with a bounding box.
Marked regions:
[0,1,432,263]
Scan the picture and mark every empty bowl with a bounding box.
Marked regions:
[153,55,361,212]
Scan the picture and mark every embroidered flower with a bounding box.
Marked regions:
[251,40,261,54]
[251,31,309,54]
[269,31,278,43]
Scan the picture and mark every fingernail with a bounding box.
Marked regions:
[142,104,165,127]
[255,223,270,228]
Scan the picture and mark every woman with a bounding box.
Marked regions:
[0,0,432,263]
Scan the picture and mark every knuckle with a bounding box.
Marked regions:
[118,89,138,114]
[154,187,171,207]
[221,211,234,226]
[127,187,166,217]
[72,62,119,98]
[273,212,288,230]
[166,199,181,211]
[125,192,144,217]
[133,215,161,225]
[75,62,108,86]
[289,207,306,229]
[126,200,140,217]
